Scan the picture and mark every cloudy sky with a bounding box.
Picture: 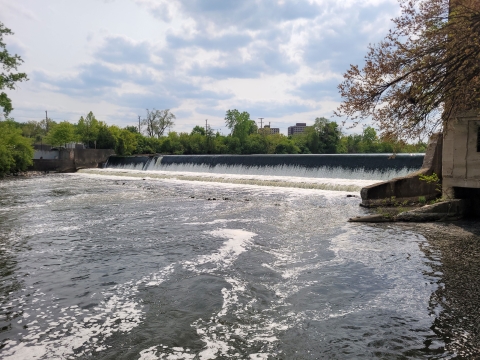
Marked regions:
[1,0,400,135]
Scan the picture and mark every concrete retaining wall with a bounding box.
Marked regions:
[32,149,114,172]
[360,133,443,207]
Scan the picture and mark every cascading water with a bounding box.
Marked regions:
[91,153,425,192]
[107,154,424,178]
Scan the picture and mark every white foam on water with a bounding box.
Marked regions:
[183,229,256,273]
[77,168,378,193]
[181,229,294,358]
[3,265,175,359]
[137,345,196,360]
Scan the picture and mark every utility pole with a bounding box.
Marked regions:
[45,110,48,132]
[258,117,264,129]
[205,119,208,135]
[138,116,141,134]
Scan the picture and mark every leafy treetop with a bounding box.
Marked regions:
[0,22,28,117]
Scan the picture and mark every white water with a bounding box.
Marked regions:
[79,168,380,192]
[146,159,415,181]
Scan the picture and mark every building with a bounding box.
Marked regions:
[258,125,280,135]
[442,111,480,204]
[288,123,307,136]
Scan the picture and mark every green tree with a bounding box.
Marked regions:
[361,126,378,152]
[224,109,257,145]
[109,125,138,155]
[76,111,99,147]
[244,133,268,154]
[161,132,184,154]
[124,125,139,134]
[0,22,28,117]
[318,121,341,153]
[0,120,34,176]
[44,121,77,146]
[191,125,206,136]
[96,123,116,149]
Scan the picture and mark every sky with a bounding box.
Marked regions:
[0,0,400,135]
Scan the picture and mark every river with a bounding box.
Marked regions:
[0,159,462,359]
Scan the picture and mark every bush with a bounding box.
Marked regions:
[0,120,34,176]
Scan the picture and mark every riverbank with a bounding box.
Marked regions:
[369,220,480,357]
[1,171,49,178]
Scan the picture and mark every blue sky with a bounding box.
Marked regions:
[1,0,399,135]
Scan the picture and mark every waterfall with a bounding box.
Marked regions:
[105,154,424,181]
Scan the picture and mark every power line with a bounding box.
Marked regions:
[258,117,264,129]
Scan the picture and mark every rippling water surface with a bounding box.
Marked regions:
[0,172,451,359]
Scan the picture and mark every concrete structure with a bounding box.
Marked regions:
[32,148,115,172]
[442,111,480,194]
[258,125,280,135]
[288,123,307,136]
[360,133,443,207]
[442,111,480,215]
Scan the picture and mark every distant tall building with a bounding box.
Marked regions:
[288,123,307,136]
[259,125,280,135]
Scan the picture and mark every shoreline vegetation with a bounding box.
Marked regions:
[0,110,426,178]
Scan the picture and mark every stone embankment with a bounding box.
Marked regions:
[360,133,443,207]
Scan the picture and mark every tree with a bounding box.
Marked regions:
[124,125,139,134]
[318,121,341,153]
[142,109,175,138]
[76,111,99,147]
[44,121,77,147]
[313,117,328,134]
[191,125,206,136]
[96,123,116,149]
[224,109,257,144]
[336,0,480,140]
[0,120,33,176]
[0,22,28,117]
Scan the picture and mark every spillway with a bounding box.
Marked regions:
[105,154,424,180]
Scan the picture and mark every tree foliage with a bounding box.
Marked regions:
[9,110,425,164]
[0,22,28,117]
[224,109,258,144]
[0,120,33,176]
[44,121,76,147]
[336,0,480,140]
[76,111,99,147]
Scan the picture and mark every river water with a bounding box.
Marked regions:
[0,167,458,359]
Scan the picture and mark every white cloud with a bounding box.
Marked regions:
[1,0,400,134]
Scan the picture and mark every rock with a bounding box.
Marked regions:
[348,214,393,222]
[394,212,458,222]
[394,199,467,222]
